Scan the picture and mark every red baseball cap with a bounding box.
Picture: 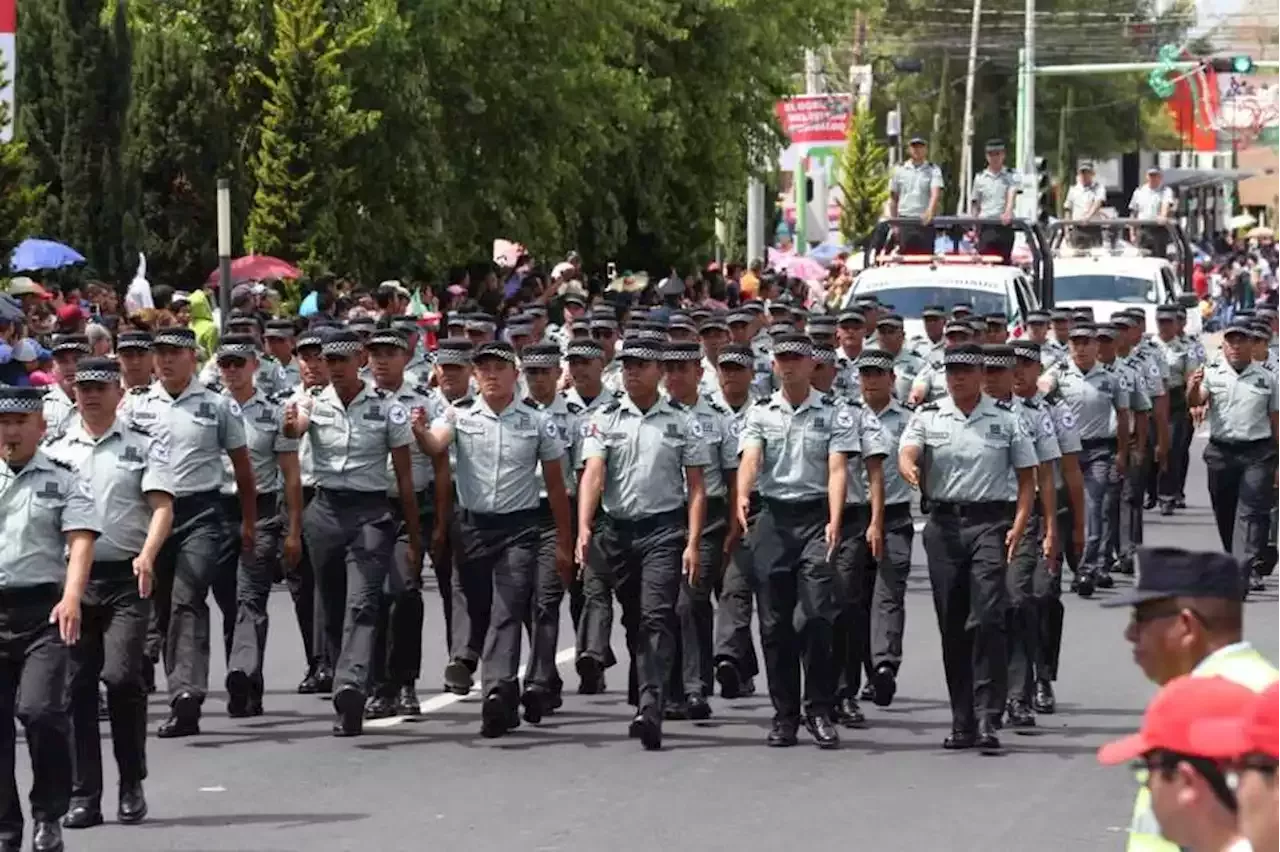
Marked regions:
[1190,680,1279,761]
[1097,675,1258,765]
[56,303,87,325]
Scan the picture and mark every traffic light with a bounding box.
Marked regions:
[1035,157,1051,225]
[1209,56,1255,74]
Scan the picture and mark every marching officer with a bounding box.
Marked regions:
[829,350,890,728]
[709,344,762,698]
[0,386,99,852]
[46,358,173,831]
[969,138,1019,264]
[589,309,624,394]
[1188,319,1279,593]
[1039,325,1131,597]
[576,338,709,750]
[1099,320,1150,581]
[910,306,948,365]
[131,326,257,738]
[1153,305,1193,514]
[214,334,304,717]
[421,341,572,738]
[889,135,944,254]
[263,320,301,390]
[45,334,91,441]
[283,329,422,736]
[833,310,867,401]
[908,321,975,406]
[737,333,861,749]
[661,340,740,719]
[115,332,155,393]
[900,343,1038,753]
[365,328,448,720]
[872,314,926,400]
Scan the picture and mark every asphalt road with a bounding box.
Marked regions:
[27,437,1278,852]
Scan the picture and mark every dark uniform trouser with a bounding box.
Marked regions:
[371,492,430,695]
[578,510,685,714]
[1204,439,1279,587]
[977,226,1015,265]
[868,506,915,677]
[303,489,396,694]
[284,486,334,674]
[1079,440,1117,577]
[1038,492,1073,684]
[714,494,760,681]
[670,499,729,701]
[922,503,1012,730]
[150,491,227,704]
[0,585,71,845]
[449,507,494,668]
[1005,514,1044,705]
[1137,230,1170,259]
[1156,388,1189,504]
[753,499,839,722]
[452,508,543,701]
[223,493,285,692]
[1117,436,1145,568]
[1173,395,1195,502]
[68,565,149,809]
[527,498,574,695]
[899,223,936,255]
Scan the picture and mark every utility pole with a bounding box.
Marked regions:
[958,0,982,214]
[1020,0,1037,220]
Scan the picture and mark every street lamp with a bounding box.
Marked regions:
[873,57,924,165]
[217,178,232,328]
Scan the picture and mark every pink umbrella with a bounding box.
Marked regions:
[775,254,828,281]
[206,255,303,286]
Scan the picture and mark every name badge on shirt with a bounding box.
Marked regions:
[362,405,386,422]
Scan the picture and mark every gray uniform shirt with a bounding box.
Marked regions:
[1156,336,1191,389]
[900,394,1038,502]
[0,450,100,587]
[1043,361,1130,440]
[891,349,927,401]
[688,394,739,501]
[382,382,434,495]
[45,416,174,562]
[434,396,563,514]
[1009,395,1063,494]
[303,381,412,493]
[1201,360,1279,442]
[971,168,1019,218]
[1036,388,1083,489]
[1107,359,1151,413]
[891,161,945,217]
[131,378,248,497]
[911,362,950,404]
[581,395,709,520]
[222,389,299,495]
[739,388,861,503]
[836,400,893,505]
[538,392,583,499]
[42,384,76,441]
[861,399,913,505]
[834,351,863,402]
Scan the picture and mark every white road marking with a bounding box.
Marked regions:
[364,646,579,728]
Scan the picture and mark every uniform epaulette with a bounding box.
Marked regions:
[267,389,293,405]
[204,381,222,394]
[522,396,541,410]
[602,400,621,413]
[704,397,728,415]
[46,455,75,472]
[454,397,476,409]
[1043,387,1064,405]
[565,401,584,415]
[308,385,325,397]
[128,385,149,395]
[128,421,153,438]
[820,393,836,406]
[414,384,433,398]
[668,399,686,411]
[994,398,1014,411]
[919,402,940,412]
[1020,396,1042,410]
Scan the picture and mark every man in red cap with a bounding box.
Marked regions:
[1192,681,1279,852]
[1099,675,1258,852]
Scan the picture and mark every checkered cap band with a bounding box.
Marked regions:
[630,330,666,342]
[52,340,91,355]
[565,342,604,360]
[856,352,894,371]
[944,322,972,336]
[521,351,560,369]
[154,331,198,349]
[392,317,419,329]
[474,345,517,364]
[466,319,496,332]
[699,319,728,332]
[368,332,409,350]
[435,347,473,366]
[718,350,753,367]
[726,313,752,325]
[669,318,697,332]
[346,317,375,329]
[322,340,363,357]
[1069,327,1096,339]
[297,333,323,350]
[1111,316,1137,328]
[74,367,120,384]
[1012,341,1040,360]
[812,347,837,365]
[506,324,533,337]
[116,336,152,351]
[0,395,42,413]
[922,307,947,319]
[984,354,1016,369]
[1026,312,1050,323]
[773,339,813,358]
[217,342,258,360]
[662,346,702,362]
[618,345,663,362]
[837,311,866,325]
[877,317,904,329]
[589,318,618,330]
[264,327,293,339]
[944,350,984,367]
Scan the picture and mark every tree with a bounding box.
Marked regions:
[837,108,890,246]
[0,57,47,267]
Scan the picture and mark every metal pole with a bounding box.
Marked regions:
[746,180,764,264]
[1015,48,1026,176]
[1022,0,1036,180]
[958,0,982,214]
[1036,59,1279,76]
[216,178,232,329]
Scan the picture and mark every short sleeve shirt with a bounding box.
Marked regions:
[130,378,247,497]
[0,450,100,587]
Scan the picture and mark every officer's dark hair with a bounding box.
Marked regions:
[1171,597,1243,635]
[1147,750,1238,813]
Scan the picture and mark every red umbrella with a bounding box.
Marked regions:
[206,255,302,286]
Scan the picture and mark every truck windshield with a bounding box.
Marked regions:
[1055,274,1153,303]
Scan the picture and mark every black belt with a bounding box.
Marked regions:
[929,501,1015,522]
[315,487,388,502]
[91,558,136,579]
[603,507,684,535]
[0,583,60,605]
[762,497,826,516]
[1209,438,1273,450]
[847,502,913,523]
[1080,437,1117,450]
[458,506,545,530]
[705,496,727,516]
[172,489,222,513]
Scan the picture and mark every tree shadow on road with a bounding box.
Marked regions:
[137,811,368,829]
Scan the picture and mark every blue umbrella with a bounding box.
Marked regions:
[11,238,87,272]
[0,293,21,323]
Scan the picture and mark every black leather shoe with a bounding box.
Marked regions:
[117,781,147,825]
[831,697,866,729]
[767,718,799,747]
[871,664,897,707]
[394,684,420,717]
[60,804,102,830]
[97,688,108,721]
[739,677,756,697]
[1143,495,1158,510]
[1095,571,1115,589]
[31,821,62,852]
[481,693,513,738]
[297,669,321,694]
[715,660,742,699]
[1159,501,1175,516]
[627,711,662,751]
[520,688,547,725]
[976,718,1002,754]
[943,727,976,750]
[141,657,156,694]
[686,694,712,721]
[662,701,689,721]
[575,655,605,695]
[1033,680,1056,714]
[858,683,876,702]
[313,667,334,694]
[804,714,841,749]
[157,692,200,738]
[225,669,253,718]
[1174,497,1187,509]
[1074,574,1095,598]
[363,693,395,720]
[443,659,474,696]
[332,686,364,737]
[1005,699,1036,729]
[1250,571,1267,592]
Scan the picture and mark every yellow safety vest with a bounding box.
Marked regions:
[1125,644,1279,852]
